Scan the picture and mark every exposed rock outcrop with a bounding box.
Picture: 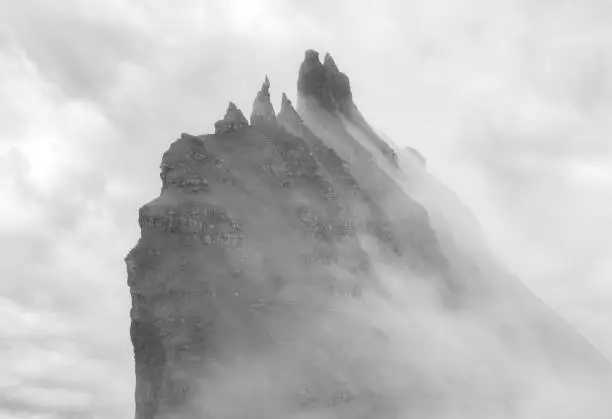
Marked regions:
[126,118,387,418]
[126,48,612,419]
[276,92,303,127]
[323,52,352,107]
[323,52,339,72]
[297,49,352,113]
[298,49,399,167]
[250,75,277,126]
[214,102,248,134]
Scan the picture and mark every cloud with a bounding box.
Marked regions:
[0,0,611,416]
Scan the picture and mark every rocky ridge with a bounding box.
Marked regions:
[126,49,612,419]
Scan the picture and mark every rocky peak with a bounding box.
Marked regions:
[277,92,303,129]
[298,49,352,113]
[125,46,612,419]
[214,102,249,134]
[281,92,291,108]
[298,49,398,166]
[323,52,339,73]
[250,75,277,126]
[304,49,320,63]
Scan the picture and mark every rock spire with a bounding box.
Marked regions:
[250,75,277,126]
[297,49,352,113]
[214,102,249,134]
[276,92,303,128]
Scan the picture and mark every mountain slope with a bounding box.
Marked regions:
[296,48,612,368]
[125,49,612,419]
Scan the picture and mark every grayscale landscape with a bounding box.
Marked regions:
[1,1,612,418]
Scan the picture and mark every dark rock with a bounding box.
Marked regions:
[126,47,612,419]
[214,102,249,134]
[277,92,303,128]
[323,52,339,73]
[250,75,277,126]
[298,49,334,111]
[305,49,320,62]
[297,49,352,113]
[297,49,398,167]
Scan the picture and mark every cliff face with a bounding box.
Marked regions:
[125,50,612,419]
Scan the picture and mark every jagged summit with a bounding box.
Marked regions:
[214,101,249,134]
[125,47,612,419]
[323,52,339,73]
[250,75,277,126]
[297,49,399,167]
[277,92,303,128]
[281,92,291,107]
[304,48,320,63]
[298,48,352,113]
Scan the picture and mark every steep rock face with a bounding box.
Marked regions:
[297,51,499,299]
[250,75,277,126]
[297,50,352,114]
[125,88,460,418]
[278,92,446,281]
[278,93,399,255]
[213,102,248,134]
[277,92,303,126]
[295,48,612,403]
[125,123,401,418]
[126,52,612,419]
[298,50,398,167]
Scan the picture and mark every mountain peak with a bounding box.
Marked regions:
[304,48,321,64]
[297,49,398,166]
[281,91,290,106]
[298,49,352,113]
[214,101,249,134]
[280,92,297,115]
[277,92,303,129]
[258,74,271,99]
[323,52,339,73]
[126,47,612,419]
[250,75,277,126]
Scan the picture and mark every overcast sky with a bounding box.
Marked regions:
[1,0,611,417]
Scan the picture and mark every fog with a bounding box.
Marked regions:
[1,1,611,417]
[149,98,612,418]
[184,202,609,418]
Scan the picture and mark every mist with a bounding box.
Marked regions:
[140,98,612,418]
[2,1,611,417]
[183,197,609,418]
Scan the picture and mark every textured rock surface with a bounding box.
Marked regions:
[126,49,612,419]
[298,50,398,167]
[297,50,352,114]
[213,102,248,134]
[277,92,302,126]
[126,123,388,417]
[250,75,277,126]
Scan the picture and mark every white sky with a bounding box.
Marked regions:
[1,0,611,417]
